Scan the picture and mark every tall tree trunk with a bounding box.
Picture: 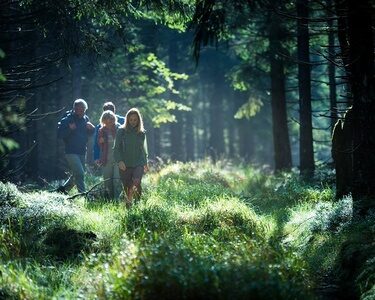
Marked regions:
[208,51,225,162]
[335,0,352,106]
[347,0,375,213]
[196,77,207,159]
[235,93,254,162]
[169,35,184,161]
[153,127,161,159]
[333,0,375,213]
[297,0,314,177]
[269,7,292,171]
[145,121,155,160]
[226,94,237,159]
[327,0,338,132]
[56,67,69,179]
[185,100,195,161]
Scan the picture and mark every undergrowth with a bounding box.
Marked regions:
[0,161,373,299]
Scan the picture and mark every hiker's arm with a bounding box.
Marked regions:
[58,117,73,140]
[143,135,149,172]
[93,125,101,161]
[113,129,125,170]
[86,121,95,133]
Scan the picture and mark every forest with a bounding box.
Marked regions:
[0,0,374,299]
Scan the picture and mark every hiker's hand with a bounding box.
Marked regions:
[118,161,126,171]
[144,165,149,173]
[98,137,105,144]
[95,159,101,166]
[86,122,95,131]
[69,122,76,130]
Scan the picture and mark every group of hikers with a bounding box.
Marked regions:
[57,99,148,208]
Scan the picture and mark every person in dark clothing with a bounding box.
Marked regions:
[114,108,148,208]
[57,99,95,193]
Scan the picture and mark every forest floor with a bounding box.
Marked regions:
[0,160,374,299]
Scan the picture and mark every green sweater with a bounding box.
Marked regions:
[114,127,148,167]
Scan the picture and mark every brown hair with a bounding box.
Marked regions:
[103,101,115,112]
[123,108,145,133]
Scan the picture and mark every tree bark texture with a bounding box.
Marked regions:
[327,0,338,132]
[333,0,375,213]
[207,51,225,162]
[269,7,292,171]
[169,36,185,161]
[297,0,314,177]
[185,103,195,161]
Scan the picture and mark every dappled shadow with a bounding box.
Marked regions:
[44,227,97,260]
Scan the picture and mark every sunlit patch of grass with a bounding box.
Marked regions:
[283,204,317,247]
[5,161,373,299]
[282,195,355,283]
[154,174,231,208]
[125,197,176,237]
[0,260,77,299]
[0,181,23,207]
[241,170,335,214]
[73,239,140,299]
[68,202,126,251]
[175,196,266,240]
[154,160,243,189]
[285,196,353,247]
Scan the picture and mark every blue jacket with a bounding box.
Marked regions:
[58,112,94,155]
[93,114,125,161]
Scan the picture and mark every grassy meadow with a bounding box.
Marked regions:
[0,161,374,299]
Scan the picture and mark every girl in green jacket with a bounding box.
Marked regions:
[114,108,148,207]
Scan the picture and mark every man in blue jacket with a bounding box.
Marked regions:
[58,99,95,193]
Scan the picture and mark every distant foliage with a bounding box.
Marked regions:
[234,97,264,119]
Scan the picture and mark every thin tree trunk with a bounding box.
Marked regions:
[185,100,195,161]
[335,0,352,107]
[208,51,225,162]
[169,35,184,161]
[153,127,161,158]
[226,94,237,158]
[327,0,338,132]
[297,0,314,177]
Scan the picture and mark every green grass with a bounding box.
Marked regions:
[0,161,374,299]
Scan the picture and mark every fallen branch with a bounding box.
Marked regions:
[67,179,111,200]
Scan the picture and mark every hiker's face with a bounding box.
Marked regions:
[128,114,139,128]
[74,104,85,118]
[104,118,115,127]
